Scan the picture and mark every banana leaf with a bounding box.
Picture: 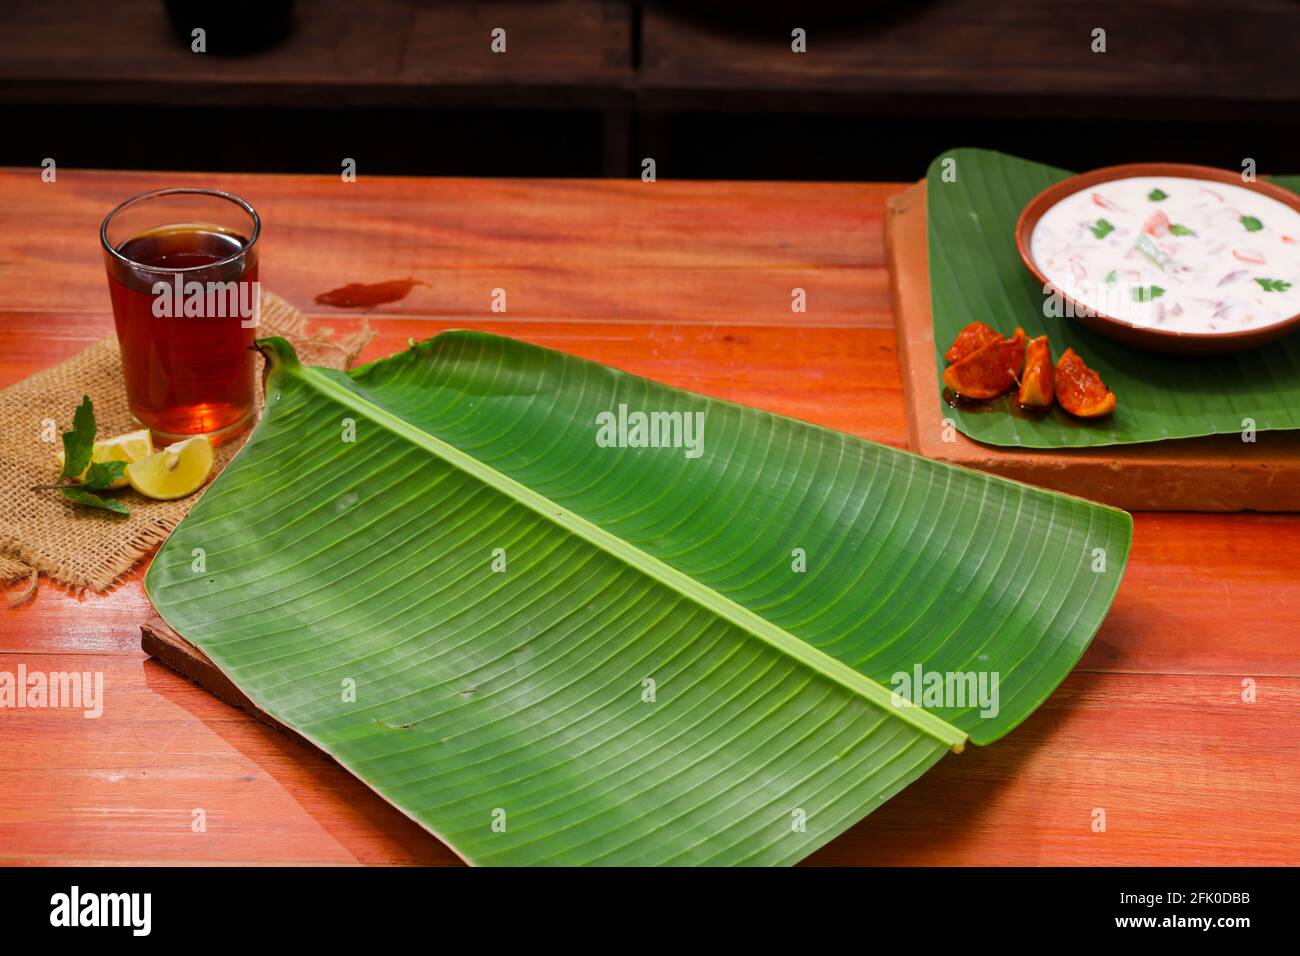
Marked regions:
[928,148,1300,448]
[146,333,1131,865]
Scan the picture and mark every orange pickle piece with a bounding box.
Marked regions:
[942,327,1026,400]
[1017,335,1054,408]
[944,321,1004,364]
[1055,347,1117,418]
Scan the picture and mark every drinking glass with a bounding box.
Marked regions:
[101,188,260,443]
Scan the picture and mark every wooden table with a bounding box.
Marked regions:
[1,168,1296,866]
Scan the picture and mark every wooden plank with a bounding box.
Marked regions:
[0,653,458,865]
[808,669,1300,866]
[0,315,909,448]
[0,0,633,110]
[3,655,1291,865]
[886,182,1300,512]
[137,625,1300,867]
[0,170,896,326]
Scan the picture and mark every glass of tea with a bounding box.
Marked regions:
[101,188,261,443]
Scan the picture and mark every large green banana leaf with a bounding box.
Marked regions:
[928,148,1300,448]
[146,333,1131,865]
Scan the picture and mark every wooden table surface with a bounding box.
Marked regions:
[1,168,1296,866]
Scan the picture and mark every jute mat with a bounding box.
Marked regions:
[0,291,371,602]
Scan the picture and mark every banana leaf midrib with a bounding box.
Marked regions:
[269,341,969,753]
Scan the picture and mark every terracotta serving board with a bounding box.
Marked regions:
[886,182,1300,512]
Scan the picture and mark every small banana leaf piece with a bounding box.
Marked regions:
[146,333,1131,865]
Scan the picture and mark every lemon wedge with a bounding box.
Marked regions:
[57,428,154,489]
[125,436,214,500]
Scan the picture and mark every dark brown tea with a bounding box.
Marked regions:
[105,223,258,440]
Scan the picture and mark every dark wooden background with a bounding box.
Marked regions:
[2,0,1297,179]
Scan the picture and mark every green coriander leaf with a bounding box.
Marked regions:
[59,395,95,480]
[1240,215,1264,232]
[1255,277,1293,292]
[84,459,127,491]
[1147,189,1168,201]
[1169,224,1196,236]
[1089,219,1115,239]
[61,486,129,516]
[1104,270,1117,285]
[1132,285,1166,303]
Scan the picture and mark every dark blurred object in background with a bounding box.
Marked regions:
[163,0,294,55]
[0,0,1296,179]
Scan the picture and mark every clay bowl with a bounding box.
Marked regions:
[1015,162,1300,355]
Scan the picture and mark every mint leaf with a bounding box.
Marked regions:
[1133,286,1166,303]
[1148,189,1168,201]
[1240,215,1264,232]
[1255,277,1293,292]
[84,459,127,491]
[61,486,129,516]
[1090,219,1115,239]
[59,395,95,480]
[1169,224,1196,236]
[1104,270,1118,285]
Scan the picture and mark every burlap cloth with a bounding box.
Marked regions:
[0,291,371,602]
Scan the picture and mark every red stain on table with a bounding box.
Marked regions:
[314,278,426,309]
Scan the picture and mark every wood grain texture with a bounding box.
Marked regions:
[887,183,1300,512]
[10,0,1294,122]
[0,0,633,109]
[641,0,1300,119]
[140,618,336,768]
[135,615,1300,868]
[0,168,1296,866]
[0,169,891,326]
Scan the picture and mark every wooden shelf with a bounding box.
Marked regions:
[639,0,1300,120]
[0,0,634,110]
